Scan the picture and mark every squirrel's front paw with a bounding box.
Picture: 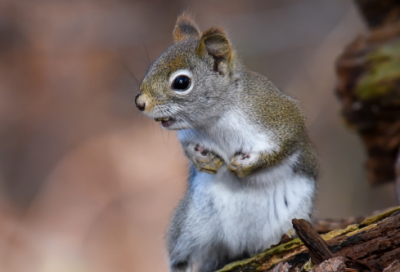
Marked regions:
[190,145,224,174]
[228,152,254,178]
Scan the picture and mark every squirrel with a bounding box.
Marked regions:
[135,13,318,272]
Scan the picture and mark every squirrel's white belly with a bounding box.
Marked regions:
[189,155,315,259]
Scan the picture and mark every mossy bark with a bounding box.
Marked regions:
[336,21,400,185]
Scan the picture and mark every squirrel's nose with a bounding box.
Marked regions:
[135,94,146,111]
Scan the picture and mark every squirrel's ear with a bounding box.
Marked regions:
[173,13,201,43]
[196,27,233,74]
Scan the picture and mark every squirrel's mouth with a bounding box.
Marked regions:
[154,117,175,128]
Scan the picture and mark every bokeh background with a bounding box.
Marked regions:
[0,0,398,271]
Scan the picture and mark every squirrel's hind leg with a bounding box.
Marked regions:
[168,193,194,272]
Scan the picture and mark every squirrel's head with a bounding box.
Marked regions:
[136,13,240,130]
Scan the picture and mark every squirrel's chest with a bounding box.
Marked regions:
[179,110,277,162]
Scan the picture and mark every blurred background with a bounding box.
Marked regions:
[0,0,398,271]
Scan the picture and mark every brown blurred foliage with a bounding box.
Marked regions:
[0,0,398,271]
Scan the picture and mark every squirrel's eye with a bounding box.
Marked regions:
[172,75,191,91]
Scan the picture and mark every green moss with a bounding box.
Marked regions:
[345,223,377,237]
[355,40,400,101]
[216,239,304,272]
[320,224,359,240]
[302,259,313,271]
[368,40,400,62]
[360,206,400,227]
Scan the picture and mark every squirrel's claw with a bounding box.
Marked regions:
[227,162,246,178]
[193,155,224,174]
[186,144,224,174]
[228,153,252,178]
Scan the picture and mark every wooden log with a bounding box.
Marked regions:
[292,219,332,265]
[217,207,400,272]
[311,257,346,272]
[383,260,400,272]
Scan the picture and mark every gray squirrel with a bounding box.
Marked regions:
[135,13,318,272]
